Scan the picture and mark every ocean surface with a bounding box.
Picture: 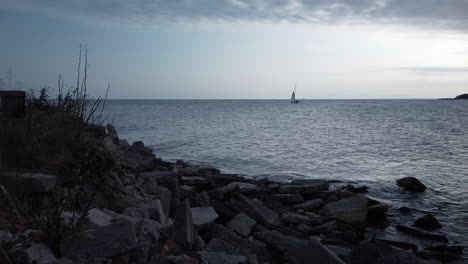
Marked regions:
[103,99,468,248]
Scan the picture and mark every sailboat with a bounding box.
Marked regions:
[290,84,300,104]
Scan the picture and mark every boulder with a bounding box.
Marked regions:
[282,213,310,224]
[122,199,166,225]
[191,207,219,231]
[205,224,271,264]
[25,243,56,263]
[106,124,119,142]
[347,239,439,264]
[326,245,351,260]
[226,213,256,237]
[308,220,338,235]
[397,177,427,192]
[321,196,368,224]
[231,195,282,227]
[0,231,12,242]
[396,225,448,242]
[272,194,304,204]
[174,200,194,249]
[296,224,314,235]
[0,172,56,193]
[156,186,172,217]
[60,220,138,260]
[84,208,113,231]
[294,199,324,211]
[197,251,248,264]
[140,171,179,216]
[254,230,345,264]
[415,214,442,230]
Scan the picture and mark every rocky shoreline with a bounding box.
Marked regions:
[0,124,465,264]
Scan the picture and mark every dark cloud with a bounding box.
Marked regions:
[3,0,468,30]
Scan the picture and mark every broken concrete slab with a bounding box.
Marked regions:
[321,196,368,224]
[174,200,194,249]
[191,207,219,231]
[226,213,256,237]
[60,220,138,260]
[84,208,113,231]
[294,199,324,211]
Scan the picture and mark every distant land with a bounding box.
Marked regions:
[439,93,468,100]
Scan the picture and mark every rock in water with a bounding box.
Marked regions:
[397,177,427,192]
[396,225,448,242]
[226,213,256,237]
[60,220,139,260]
[174,200,194,249]
[321,196,368,224]
[191,207,219,231]
[415,214,442,230]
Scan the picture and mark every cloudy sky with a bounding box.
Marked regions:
[1,0,467,99]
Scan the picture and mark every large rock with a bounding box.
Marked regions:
[231,195,281,227]
[25,243,56,263]
[308,220,338,235]
[281,213,310,224]
[397,177,427,192]
[174,200,194,249]
[278,182,329,194]
[205,224,271,264]
[415,214,442,230]
[294,199,324,211]
[140,171,179,217]
[191,207,219,231]
[122,199,166,225]
[321,196,368,224]
[197,251,248,264]
[254,230,345,264]
[84,208,113,231]
[347,239,440,264]
[226,213,256,237]
[60,220,139,260]
[0,172,56,193]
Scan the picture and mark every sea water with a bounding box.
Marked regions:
[103,99,468,246]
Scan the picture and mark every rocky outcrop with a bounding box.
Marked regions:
[321,196,368,224]
[1,122,460,264]
[414,214,442,230]
[397,177,427,192]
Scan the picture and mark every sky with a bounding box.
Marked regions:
[0,0,467,99]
